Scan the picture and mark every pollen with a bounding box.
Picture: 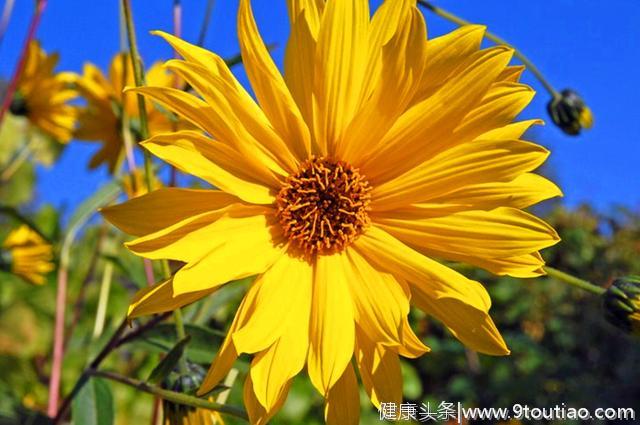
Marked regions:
[276,156,372,256]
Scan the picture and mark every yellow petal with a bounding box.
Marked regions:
[362,46,514,182]
[244,373,291,425]
[430,173,563,211]
[125,205,272,262]
[354,226,509,355]
[452,82,535,143]
[238,0,311,159]
[314,0,369,154]
[498,65,525,83]
[340,4,426,164]
[372,139,549,211]
[411,285,509,356]
[161,59,297,177]
[398,316,430,358]
[324,363,359,425]
[344,248,410,347]
[412,24,486,104]
[152,30,243,91]
[478,118,543,140]
[140,131,277,204]
[249,259,311,410]
[307,252,355,395]
[469,252,547,278]
[355,328,402,409]
[171,217,285,295]
[199,284,262,395]
[127,278,217,319]
[284,9,317,139]
[374,207,560,260]
[286,0,324,35]
[232,254,312,355]
[101,188,239,237]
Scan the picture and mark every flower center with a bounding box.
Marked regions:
[276,156,372,256]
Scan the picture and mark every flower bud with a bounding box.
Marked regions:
[547,89,593,135]
[9,92,29,116]
[162,363,224,425]
[603,276,640,336]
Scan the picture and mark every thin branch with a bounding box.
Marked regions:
[91,370,249,421]
[197,0,215,47]
[0,0,16,49]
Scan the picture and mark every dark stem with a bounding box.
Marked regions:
[197,0,215,47]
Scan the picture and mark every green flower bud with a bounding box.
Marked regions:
[547,89,593,135]
[603,276,640,336]
[162,363,224,425]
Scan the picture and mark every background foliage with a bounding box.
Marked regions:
[1,116,639,424]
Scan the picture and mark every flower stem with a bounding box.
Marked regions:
[543,266,606,296]
[197,0,216,47]
[0,0,47,132]
[91,370,249,421]
[92,261,114,339]
[417,0,559,98]
[122,0,189,376]
[120,0,153,191]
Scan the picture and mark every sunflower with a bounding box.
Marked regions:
[74,53,183,173]
[9,40,77,142]
[102,0,561,423]
[1,225,54,285]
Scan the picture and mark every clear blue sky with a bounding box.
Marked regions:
[1,0,639,213]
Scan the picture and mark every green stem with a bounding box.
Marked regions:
[121,0,153,191]
[417,0,559,98]
[197,0,215,47]
[92,261,114,339]
[91,369,248,421]
[543,266,605,296]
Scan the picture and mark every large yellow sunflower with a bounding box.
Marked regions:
[74,53,183,173]
[102,0,561,423]
[10,40,77,142]
[1,225,54,285]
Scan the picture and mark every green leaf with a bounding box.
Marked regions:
[148,335,191,385]
[138,323,224,364]
[71,378,114,425]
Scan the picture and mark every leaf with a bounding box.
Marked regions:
[71,378,114,425]
[138,323,224,364]
[148,335,191,385]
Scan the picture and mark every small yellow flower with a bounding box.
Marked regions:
[103,1,561,423]
[74,53,184,173]
[2,225,54,285]
[11,40,77,142]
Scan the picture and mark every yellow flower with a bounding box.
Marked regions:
[2,225,54,285]
[164,404,225,425]
[11,40,77,142]
[102,1,561,423]
[74,53,183,173]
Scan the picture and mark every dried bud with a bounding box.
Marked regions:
[603,276,640,336]
[9,92,29,116]
[547,89,593,135]
[162,363,224,425]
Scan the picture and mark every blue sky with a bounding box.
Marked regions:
[1,0,639,212]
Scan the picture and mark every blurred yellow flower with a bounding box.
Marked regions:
[11,40,77,142]
[164,404,225,425]
[74,53,183,173]
[103,0,561,423]
[2,225,53,285]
